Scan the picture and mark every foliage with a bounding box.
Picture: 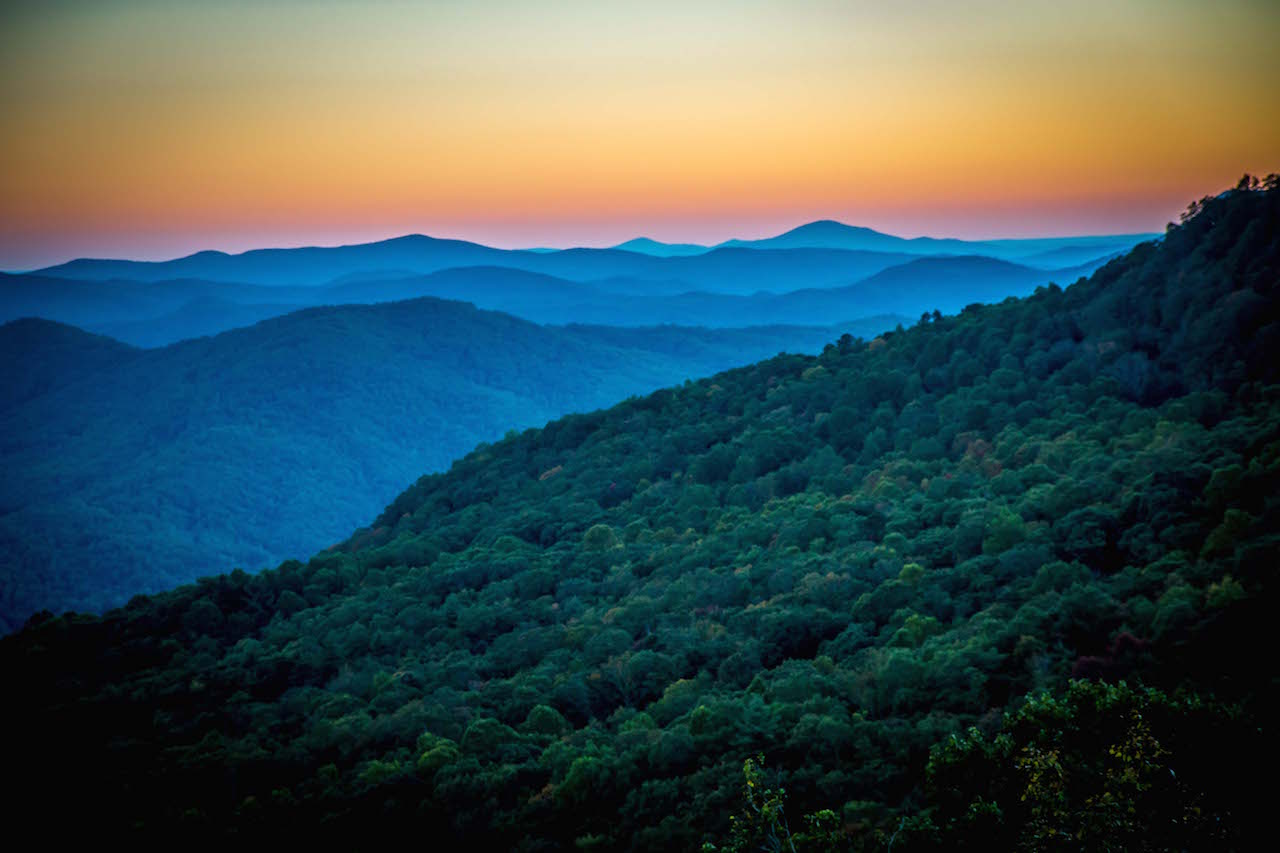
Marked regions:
[706,757,847,853]
[925,680,1256,850]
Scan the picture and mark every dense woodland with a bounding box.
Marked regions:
[5,178,1277,849]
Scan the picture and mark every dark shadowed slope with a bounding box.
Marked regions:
[2,180,1275,848]
[0,302,890,628]
[0,319,139,411]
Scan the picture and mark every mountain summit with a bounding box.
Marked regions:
[718,219,947,253]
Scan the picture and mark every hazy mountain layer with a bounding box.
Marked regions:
[29,221,1149,289]
[329,256,1102,330]
[5,252,1100,347]
[32,236,920,292]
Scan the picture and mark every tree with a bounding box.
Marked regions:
[926,681,1257,850]
[705,756,797,853]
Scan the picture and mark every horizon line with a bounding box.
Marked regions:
[6,219,1167,274]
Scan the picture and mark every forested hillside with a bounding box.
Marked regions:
[0,304,890,630]
[5,178,1276,849]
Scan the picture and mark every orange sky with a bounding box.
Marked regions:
[2,0,1278,269]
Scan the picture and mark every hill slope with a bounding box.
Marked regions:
[4,179,1278,848]
[0,304,889,628]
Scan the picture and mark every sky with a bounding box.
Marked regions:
[1,0,1277,270]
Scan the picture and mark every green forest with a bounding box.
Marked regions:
[5,177,1277,849]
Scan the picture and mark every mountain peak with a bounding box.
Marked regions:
[783,219,881,236]
[718,219,906,251]
[611,237,709,257]
[373,233,435,246]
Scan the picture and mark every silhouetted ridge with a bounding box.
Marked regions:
[779,219,881,237]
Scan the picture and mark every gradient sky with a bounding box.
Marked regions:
[2,0,1278,269]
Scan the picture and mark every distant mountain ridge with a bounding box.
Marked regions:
[5,250,1108,348]
[10,222,1149,348]
[715,219,1156,265]
[603,219,1155,265]
[33,234,513,286]
[30,239,927,295]
[28,221,1155,282]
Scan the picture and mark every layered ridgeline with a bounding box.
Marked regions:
[322,257,1100,332]
[5,180,1277,849]
[0,305,894,631]
[3,255,1096,348]
[3,222,1141,348]
[31,222,1145,285]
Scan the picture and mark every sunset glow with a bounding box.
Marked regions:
[2,0,1277,268]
